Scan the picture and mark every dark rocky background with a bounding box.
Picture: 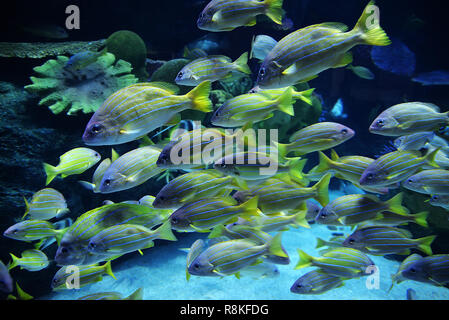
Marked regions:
[0,0,448,299]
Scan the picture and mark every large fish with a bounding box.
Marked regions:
[197,0,285,32]
[256,1,390,89]
[402,169,449,195]
[401,255,449,287]
[82,81,212,146]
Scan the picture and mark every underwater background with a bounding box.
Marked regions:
[0,0,448,300]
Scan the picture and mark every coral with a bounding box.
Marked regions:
[0,40,106,58]
[24,52,138,115]
[150,58,190,84]
[106,30,149,80]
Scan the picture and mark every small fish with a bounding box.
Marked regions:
[51,261,116,290]
[3,220,65,242]
[412,70,449,86]
[82,81,212,146]
[8,250,49,272]
[250,35,278,61]
[347,64,375,80]
[213,152,307,182]
[239,261,280,279]
[87,221,177,255]
[359,149,439,187]
[152,170,244,209]
[211,88,295,127]
[359,210,429,228]
[315,236,345,251]
[276,122,355,157]
[169,196,260,232]
[233,173,330,213]
[402,169,449,195]
[393,132,435,151]
[186,239,206,281]
[295,247,375,278]
[343,226,436,256]
[78,158,112,193]
[64,48,107,71]
[329,98,348,119]
[22,188,69,220]
[248,86,315,106]
[175,53,251,86]
[401,254,449,286]
[78,288,144,300]
[0,260,13,293]
[256,1,390,89]
[389,253,423,291]
[43,147,101,185]
[315,193,409,226]
[252,211,310,233]
[188,233,287,277]
[99,146,165,193]
[183,46,208,60]
[429,194,449,211]
[369,102,449,137]
[197,0,285,32]
[290,269,344,295]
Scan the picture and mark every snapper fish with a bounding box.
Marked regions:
[429,194,449,211]
[43,147,101,185]
[401,254,449,287]
[248,86,315,106]
[256,1,391,89]
[197,0,285,32]
[276,122,355,157]
[290,269,344,295]
[22,188,69,220]
[369,102,449,137]
[394,132,435,151]
[402,169,449,195]
[8,249,49,272]
[98,146,165,194]
[389,253,423,291]
[175,53,251,86]
[3,220,66,242]
[82,81,212,146]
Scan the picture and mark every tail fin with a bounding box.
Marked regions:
[315,151,334,174]
[126,288,144,300]
[294,249,313,270]
[209,224,226,239]
[15,282,33,300]
[354,1,391,46]
[239,196,260,219]
[315,237,326,249]
[276,87,294,116]
[264,0,285,25]
[330,149,340,161]
[8,253,19,270]
[274,141,289,159]
[424,147,440,168]
[293,211,310,229]
[233,52,252,75]
[288,158,308,186]
[294,88,315,106]
[155,220,177,241]
[22,197,30,220]
[266,232,288,258]
[385,192,409,215]
[417,235,436,256]
[53,228,67,246]
[186,81,212,113]
[313,173,331,206]
[78,181,95,191]
[414,211,429,228]
[103,261,117,280]
[43,163,58,186]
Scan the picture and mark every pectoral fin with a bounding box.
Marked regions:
[282,64,298,75]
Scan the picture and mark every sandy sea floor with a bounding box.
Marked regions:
[43,188,449,300]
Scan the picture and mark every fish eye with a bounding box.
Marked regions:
[159,196,165,201]
[409,268,416,273]
[341,128,348,134]
[439,126,446,133]
[104,179,111,186]
[61,247,68,254]
[376,119,384,127]
[94,153,100,158]
[89,243,96,249]
[259,68,266,77]
[432,195,439,200]
[171,217,178,224]
[407,178,413,183]
[367,173,374,180]
[193,263,200,269]
[177,71,183,78]
[12,229,18,234]
[348,239,355,245]
[91,123,103,134]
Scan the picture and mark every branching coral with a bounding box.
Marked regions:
[24,52,138,115]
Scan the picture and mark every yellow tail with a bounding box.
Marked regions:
[187,81,212,113]
[233,52,252,75]
[103,261,117,280]
[264,0,285,25]
[417,235,436,256]
[276,87,294,116]
[354,1,391,46]
[313,173,331,206]
[155,220,178,241]
[43,163,58,186]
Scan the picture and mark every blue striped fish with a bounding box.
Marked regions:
[152,170,243,209]
[389,253,423,291]
[186,239,206,281]
[359,149,440,187]
[51,261,116,290]
[22,188,69,220]
[87,221,177,255]
[3,220,65,242]
[211,87,294,127]
[43,147,101,185]
[370,102,449,136]
[429,194,449,211]
[187,233,287,277]
[315,193,409,226]
[290,269,344,294]
[55,203,164,266]
[402,169,449,195]
[276,122,355,157]
[82,81,212,146]
[402,254,449,287]
[343,226,436,256]
[197,0,284,32]
[78,288,143,300]
[8,250,49,272]
[394,132,435,151]
[256,1,391,89]
[295,247,375,278]
[169,196,260,232]
[99,146,165,194]
[175,53,251,86]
